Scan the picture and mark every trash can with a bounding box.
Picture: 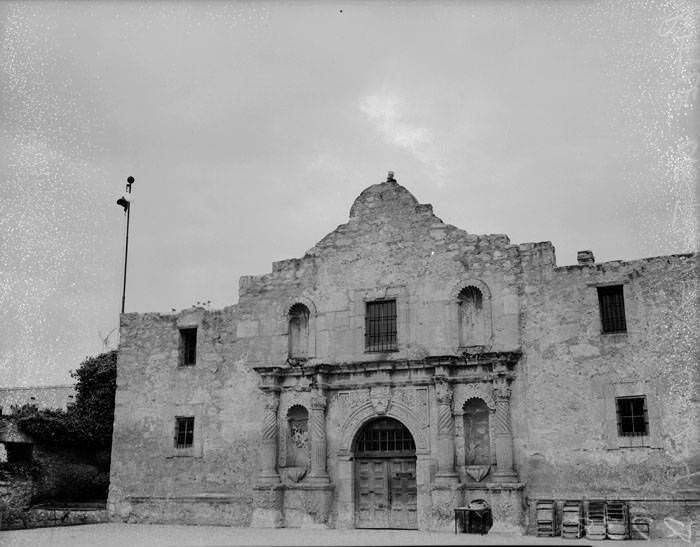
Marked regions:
[466,499,492,534]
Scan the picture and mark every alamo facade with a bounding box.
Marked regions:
[108,175,699,536]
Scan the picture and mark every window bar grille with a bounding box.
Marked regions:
[175,417,195,448]
[598,286,626,333]
[356,419,415,454]
[365,300,397,352]
[616,397,647,437]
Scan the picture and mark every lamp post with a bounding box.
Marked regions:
[117,176,134,314]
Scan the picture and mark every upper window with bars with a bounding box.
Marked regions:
[355,418,415,456]
[615,396,648,437]
[597,285,627,333]
[365,299,397,352]
[174,416,195,448]
[179,328,197,366]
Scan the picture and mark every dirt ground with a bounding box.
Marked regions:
[0,523,694,547]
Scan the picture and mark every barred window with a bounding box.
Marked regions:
[180,328,197,366]
[616,396,648,437]
[597,285,627,333]
[355,418,415,455]
[365,299,397,352]
[174,416,195,448]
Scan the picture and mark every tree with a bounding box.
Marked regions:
[70,350,117,449]
[16,351,117,451]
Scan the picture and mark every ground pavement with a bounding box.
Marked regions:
[1,524,695,547]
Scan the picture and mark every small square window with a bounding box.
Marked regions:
[180,328,197,366]
[365,300,397,352]
[597,285,627,333]
[616,396,648,437]
[174,416,195,448]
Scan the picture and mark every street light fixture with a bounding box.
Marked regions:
[117,176,134,314]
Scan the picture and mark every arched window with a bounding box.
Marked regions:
[458,286,485,347]
[288,303,310,358]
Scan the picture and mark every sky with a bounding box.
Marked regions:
[1,1,698,387]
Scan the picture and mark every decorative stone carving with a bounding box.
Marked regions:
[278,390,310,468]
[308,389,329,483]
[281,467,307,483]
[493,377,512,399]
[259,390,281,484]
[453,382,496,412]
[331,390,369,416]
[338,403,428,453]
[465,465,490,482]
[262,393,279,440]
[434,378,457,481]
[392,387,429,424]
[369,385,392,415]
[435,378,453,405]
[311,391,327,411]
[491,378,517,481]
[434,379,453,436]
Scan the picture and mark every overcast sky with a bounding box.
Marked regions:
[1,1,697,387]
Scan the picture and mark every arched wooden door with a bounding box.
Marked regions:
[354,417,417,529]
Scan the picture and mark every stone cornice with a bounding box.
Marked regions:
[253,351,521,388]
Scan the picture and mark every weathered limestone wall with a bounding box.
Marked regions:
[237,180,522,366]
[514,253,699,511]
[108,307,267,525]
[109,178,698,533]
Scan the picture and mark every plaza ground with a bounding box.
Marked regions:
[0,524,693,547]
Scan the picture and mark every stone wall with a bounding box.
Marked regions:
[108,307,266,525]
[236,180,522,367]
[514,252,699,530]
[0,385,75,415]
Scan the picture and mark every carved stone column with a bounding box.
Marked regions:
[308,389,329,484]
[492,377,518,481]
[259,390,281,484]
[434,378,458,482]
[453,410,465,481]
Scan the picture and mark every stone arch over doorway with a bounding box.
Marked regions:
[338,401,428,456]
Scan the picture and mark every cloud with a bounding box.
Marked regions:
[359,91,446,178]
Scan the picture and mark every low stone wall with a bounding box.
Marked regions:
[1,505,108,530]
[123,495,253,526]
[0,475,35,529]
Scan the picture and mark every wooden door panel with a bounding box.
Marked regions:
[356,459,389,528]
[388,459,417,529]
[356,458,417,529]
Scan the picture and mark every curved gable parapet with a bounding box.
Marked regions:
[349,180,421,220]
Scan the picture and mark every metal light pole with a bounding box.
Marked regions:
[117,176,134,314]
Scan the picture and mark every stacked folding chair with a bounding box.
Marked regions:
[606,500,629,539]
[561,500,583,539]
[586,500,607,540]
[535,500,558,537]
[629,507,652,540]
